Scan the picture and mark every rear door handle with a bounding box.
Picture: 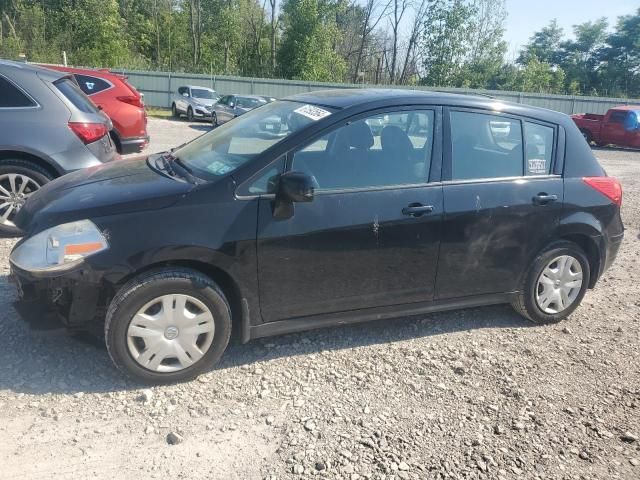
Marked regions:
[533,193,558,205]
[402,203,434,217]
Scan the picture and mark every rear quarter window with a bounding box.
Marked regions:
[0,75,36,108]
[74,74,111,95]
[54,78,99,113]
[524,122,555,175]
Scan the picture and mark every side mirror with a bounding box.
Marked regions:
[278,171,315,202]
[273,171,315,219]
[229,102,235,108]
[182,92,189,98]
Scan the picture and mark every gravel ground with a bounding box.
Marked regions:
[0,119,638,479]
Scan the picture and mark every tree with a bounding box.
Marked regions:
[517,19,563,66]
[277,0,346,81]
[420,0,474,86]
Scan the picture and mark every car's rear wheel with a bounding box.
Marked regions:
[171,103,178,118]
[105,268,232,384]
[512,241,590,324]
[187,107,194,122]
[0,159,53,237]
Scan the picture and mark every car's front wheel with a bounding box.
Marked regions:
[0,159,53,237]
[512,241,590,324]
[186,107,194,122]
[171,103,179,118]
[105,268,232,384]
[211,112,218,127]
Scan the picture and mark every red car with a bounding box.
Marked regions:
[572,105,640,149]
[43,65,149,154]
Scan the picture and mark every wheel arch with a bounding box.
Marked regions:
[0,149,63,178]
[110,259,249,343]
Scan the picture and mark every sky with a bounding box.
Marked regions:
[503,0,638,59]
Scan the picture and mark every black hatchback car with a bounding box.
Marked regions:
[9,89,624,383]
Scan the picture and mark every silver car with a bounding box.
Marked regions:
[171,86,219,121]
[211,94,268,127]
[0,60,117,237]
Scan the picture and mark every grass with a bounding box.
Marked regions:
[145,107,173,119]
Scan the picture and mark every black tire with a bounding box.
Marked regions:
[0,159,54,238]
[512,241,591,324]
[211,112,218,127]
[171,103,178,118]
[580,129,593,145]
[187,107,194,122]
[105,268,232,384]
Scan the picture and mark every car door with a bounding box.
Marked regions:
[255,107,444,323]
[176,87,188,112]
[435,108,563,299]
[601,110,627,146]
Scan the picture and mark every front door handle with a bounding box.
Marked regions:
[402,203,434,217]
[533,193,558,205]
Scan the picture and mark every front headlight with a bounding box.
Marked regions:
[10,220,109,272]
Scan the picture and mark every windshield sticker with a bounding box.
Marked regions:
[294,104,332,121]
[528,158,546,174]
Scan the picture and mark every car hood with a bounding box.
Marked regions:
[15,157,195,235]
[194,98,215,107]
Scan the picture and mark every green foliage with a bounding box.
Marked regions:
[0,0,637,96]
[277,0,346,81]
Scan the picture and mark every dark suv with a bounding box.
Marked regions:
[0,60,117,237]
[9,89,624,383]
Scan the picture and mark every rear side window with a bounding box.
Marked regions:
[450,111,523,180]
[0,75,36,108]
[609,111,627,124]
[74,74,111,95]
[54,78,98,113]
[524,122,554,175]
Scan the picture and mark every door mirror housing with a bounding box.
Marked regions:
[273,171,315,219]
[229,102,235,108]
[278,171,315,203]
[182,92,189,98]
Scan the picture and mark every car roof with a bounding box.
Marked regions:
[0,60,65,82]
[40,64,127,81]
[285,88,569,124]
[610,105,640,111]
[186,85,215,91]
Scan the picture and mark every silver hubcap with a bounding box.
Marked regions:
[0,173,40,227]
[536,255,583,314]
[127,294,215,373]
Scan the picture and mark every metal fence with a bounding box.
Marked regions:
[115,68,640,115]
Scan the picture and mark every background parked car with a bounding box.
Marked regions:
[44,65,149,154]
[171,86,219,121]
[0,60,117,237]
[211,94,268,126]
[572,106,640,148]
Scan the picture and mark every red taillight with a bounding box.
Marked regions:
[117,95,144,108]
[68,122,108,144]
[583,177,622,206]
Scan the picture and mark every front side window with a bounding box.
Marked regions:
[0,75,36,108]
[450,111,523,180]
[524,122,554,175]
[75,74,111,95]
[609,111,627,124]
[175,101,335,180]
[291,110,434,190]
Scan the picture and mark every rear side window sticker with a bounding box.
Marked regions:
[528,159,546,174]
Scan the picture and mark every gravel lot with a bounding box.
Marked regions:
[0,118,638,479]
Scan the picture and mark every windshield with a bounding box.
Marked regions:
[191,88,216,99]
[237,97,267,109]
[174,100,335,179]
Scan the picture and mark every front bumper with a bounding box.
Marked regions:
[9,263,104,330]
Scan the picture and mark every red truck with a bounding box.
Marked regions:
[572,106,640,149]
